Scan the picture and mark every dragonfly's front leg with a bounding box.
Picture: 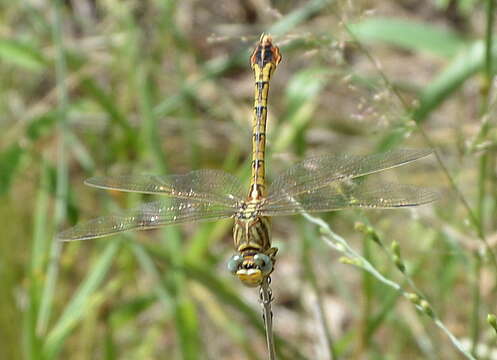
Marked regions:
[265,247,278,268]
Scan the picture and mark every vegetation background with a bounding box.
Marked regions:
[1,0,497,359]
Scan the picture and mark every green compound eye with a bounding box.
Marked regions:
[227,254,243,274]
[254,253,273,275]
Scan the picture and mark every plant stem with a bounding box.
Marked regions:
[484,0,495,87]
[303,213,476,360]
[470,251,482,356]
[302,221,336,360]
[472,2,496,354]
[37,0,68,334]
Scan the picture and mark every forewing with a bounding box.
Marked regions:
[58,198,236,241]
[261,181,438,216]
[85,169,244,206]
[268,149,432,203]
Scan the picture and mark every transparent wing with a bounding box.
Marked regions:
[58,198,237,241]
[268,149,432,203]
[260,181,438,216]
[85,169,244,206]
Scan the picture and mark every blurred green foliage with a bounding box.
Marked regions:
[2,0,497,359]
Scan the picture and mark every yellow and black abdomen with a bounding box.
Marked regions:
[247,34,281,200]
[230,34,281,287]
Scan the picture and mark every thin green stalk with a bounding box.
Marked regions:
[301,221,336,360]
[355,222,426,299]
[480,0,496,239]
[354,231,374,359]
[484,0,495,88]
[473,2,496,354]
[303,213,476,360]
[355,222,437,359]
[30,158,51,277]
[37,0,68,335]
[24,158,50,359]
[477,155,488,231]
[477,0,495,241]
[471,251,482,356]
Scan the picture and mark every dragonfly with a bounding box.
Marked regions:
[59,34,438,288]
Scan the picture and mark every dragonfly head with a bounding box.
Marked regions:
[228,253,273,287]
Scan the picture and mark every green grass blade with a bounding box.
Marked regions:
[37,0,70,335]
[273,67,332,153]
[26,111,58,141]
[0,38,47,70]
[31,159,51,274]
[23,159,51,360]
[80,77,134,134]
[268,0,331,36]
[42,241,121,358]
[129,242,174,311]
[414,41,496,122]
[349,18,466,58]
[379,39,497,151]
[132,241,201,360]
[175,298,200,360]
[0,144,23,196]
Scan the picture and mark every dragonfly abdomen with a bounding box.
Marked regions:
[248,34,281,200]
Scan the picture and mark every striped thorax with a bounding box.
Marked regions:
[231,199,277,287]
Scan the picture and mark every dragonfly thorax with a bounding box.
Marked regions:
[234,200,263,220]
[232,201,276,286]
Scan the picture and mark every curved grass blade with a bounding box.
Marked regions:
[349,18,466,58]
[268,0,331,36]
[42,241,121,358]
[0,144,23,196]
[413,41,497,122]
[23,159,51,359]
[0,38,47,70]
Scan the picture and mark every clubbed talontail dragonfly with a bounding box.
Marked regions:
[59,34,437,288]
